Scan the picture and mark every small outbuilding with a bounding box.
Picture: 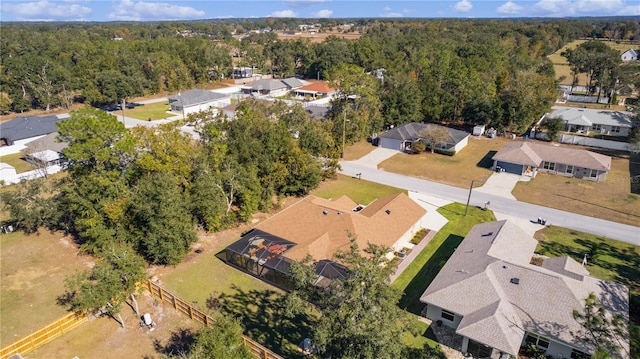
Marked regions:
[473,125,486,136]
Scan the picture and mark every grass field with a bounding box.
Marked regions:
[378,136,505,189]
[311,173,405,204]
[0,153,36,173]
[0,231,93,346]
[513,154,640,227]
[392,202,497,314]
[120,101,173,121]
[533,225,640,358]
[343,140,377,161]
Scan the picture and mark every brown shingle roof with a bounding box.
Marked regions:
[255,193,425,261]
[492,141,611,171]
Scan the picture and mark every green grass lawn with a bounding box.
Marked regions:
[392,202,497,314]
[122,101,172,121]
[311,174,406,205]
[534,225,640,358]
[0,153,36,173]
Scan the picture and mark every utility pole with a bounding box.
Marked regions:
[341,108,347,158]
[464,180,474,216]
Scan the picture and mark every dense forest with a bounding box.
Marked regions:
[1,17,639,134]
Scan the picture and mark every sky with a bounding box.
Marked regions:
[0,0,639,22]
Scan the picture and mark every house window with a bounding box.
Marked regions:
[592,124,601,131]
[590,169,598,178]
[611,126,620,133]
[566,165,573,174]
[441,309,455,322]
[543,161,555,171]
[570,349,589,359]
[525,334,551,351]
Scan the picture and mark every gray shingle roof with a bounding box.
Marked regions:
[378,122,470,146]
[549,107,634,128]
[0,115,67,145]
[281,77,306,89]
[168,89,230,107]
[246,79,288,91]
[492,141,611,171]
[420,220,629,357]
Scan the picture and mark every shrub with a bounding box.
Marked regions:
[434,147,455,156]
[410,229,429,245]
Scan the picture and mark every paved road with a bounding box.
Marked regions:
[339,161,640,246]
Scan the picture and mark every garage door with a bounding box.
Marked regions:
[496,161,523,175]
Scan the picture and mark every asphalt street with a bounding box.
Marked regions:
[339,161,640,246]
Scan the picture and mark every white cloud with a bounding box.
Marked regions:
[619,4,640,15]
[454,0,473,12]
[270,9,297,17]
[312,9,333,18]
[497,1,523,14]
[2,0,92,21]
[108,0,204,21]
[531,0,630,16]
[383,6,392,11]
[380,6,402,17]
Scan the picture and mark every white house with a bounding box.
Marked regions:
[548,107,634,137]
[377,122,470,154]
[168,89,232,117]
[621,49,638,62]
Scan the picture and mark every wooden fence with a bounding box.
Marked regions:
[0,311,88,359]
[146,281,283,359]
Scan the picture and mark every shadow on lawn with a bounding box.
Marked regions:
[153,327,195,358]
[217,285,316,359]
[476,150,497,169]
[629,153,640,195]
[398,234,464,315]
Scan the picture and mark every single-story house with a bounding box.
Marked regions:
[233,67,254,78]
[281,77,307,90]
[621,49,638,62]
[21,132,69,167]
[168,89,232,117]
[547,107,634,137]
[492,141,611,182]
[0,114,67,146]
[294,82,337,99]
[377,122,470,154]
[220,193,426,288]
[221,103,238,120]
[242,79,290,97]
[420,220,629,359]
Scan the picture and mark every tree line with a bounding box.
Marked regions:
[2,18,639,134]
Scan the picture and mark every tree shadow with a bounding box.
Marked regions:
[476,150,497,169]
[398,234,465,315]
[217,285,316,359]
[153,327,196,357]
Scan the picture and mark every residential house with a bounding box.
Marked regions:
[377,122,470,154]
[548,107,634,137]
[242,79,289,97]
[233,67,254,78]
[221,193,427,287]
[420,220,629,359]
[0,114,68,147]
[281,77,307,91]
[621,49,638,61]
[492,141,611,182]
[294,82,337,100]
[168,89,232,117]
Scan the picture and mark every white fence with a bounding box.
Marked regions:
[558,134,633,151]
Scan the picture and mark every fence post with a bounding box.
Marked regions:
[172,295,177,309]
[159,287,163,301]
[204,315,209,327]
[189,305,194,319]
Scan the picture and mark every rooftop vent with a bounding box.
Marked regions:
[482,232,494,237]
[503,265,509,269]
[337,211,342,215]
[510,277,520,285]
[322,210,328,215]
[385,209,391,215]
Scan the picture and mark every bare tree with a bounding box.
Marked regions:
[419,126,451,153]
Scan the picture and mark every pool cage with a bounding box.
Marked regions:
[220,229,350,290]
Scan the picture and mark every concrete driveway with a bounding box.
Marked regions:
[348,147,399,168]
[474,172,531,200]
